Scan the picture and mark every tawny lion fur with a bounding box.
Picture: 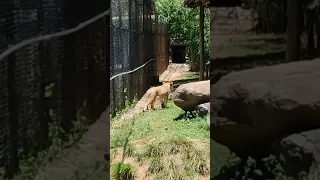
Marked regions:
[143,81,173,111]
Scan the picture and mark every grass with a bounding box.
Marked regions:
[178,72,200,81]
[211,34,286,59]
[111,162,135,180]
[69,161,109,180]
[110,99,210,179]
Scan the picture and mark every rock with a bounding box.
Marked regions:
[211,59,320,157]
[195,102,210,117]
[173,80,210,111]
[272,129,320,177]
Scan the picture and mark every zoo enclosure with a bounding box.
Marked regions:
[110,0,169,116]
[0,0,109,178]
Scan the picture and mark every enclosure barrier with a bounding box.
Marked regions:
[110,0,169,116]
[0,0,109,178]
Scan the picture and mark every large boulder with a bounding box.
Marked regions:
[173,80,210,111]
[211,59,320,157]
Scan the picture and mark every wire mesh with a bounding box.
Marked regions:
[110,0,169,116]
[0,0,109,178]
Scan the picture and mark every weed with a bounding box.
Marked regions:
[111,162,135,180]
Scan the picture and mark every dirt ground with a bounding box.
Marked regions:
[159,63,195,81]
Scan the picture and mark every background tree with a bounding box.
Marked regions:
[155,0,210,71]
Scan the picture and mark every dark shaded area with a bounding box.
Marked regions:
[211,158,278,180]
[171,45,187,63]
[104,153,110,161]
[210,0,242,7]
[0,0,110,178]
[173,108,209,121]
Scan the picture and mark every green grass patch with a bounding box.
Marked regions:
[111,99,210,180]
[212,34,285,59]
[111,162,135,180]
[111,101,209,148]
[178,72,200,81]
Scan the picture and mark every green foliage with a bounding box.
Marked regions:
[155,0,210,70]
[44,83,55,98]
[111,162,135,180]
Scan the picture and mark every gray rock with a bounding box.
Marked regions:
[173,80,210,111]
[195,102,210,116]
[211,59,320,157]
[272,129,320,177]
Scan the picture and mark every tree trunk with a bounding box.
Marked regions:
[286,0,301,62]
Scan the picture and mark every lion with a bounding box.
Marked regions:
[143,81,174,111]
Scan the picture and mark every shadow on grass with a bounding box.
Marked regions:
[119,118,136,162]
[173,111,207,121]
[173,112,195,121]
[211,51,286,68]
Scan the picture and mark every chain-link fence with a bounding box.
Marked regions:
[110,0,169,116]
[0,0,109,178]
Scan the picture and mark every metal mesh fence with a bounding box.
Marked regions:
[0,0,109,178]
[110,0,169,116]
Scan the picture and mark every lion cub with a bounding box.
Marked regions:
[143,81,174,111]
